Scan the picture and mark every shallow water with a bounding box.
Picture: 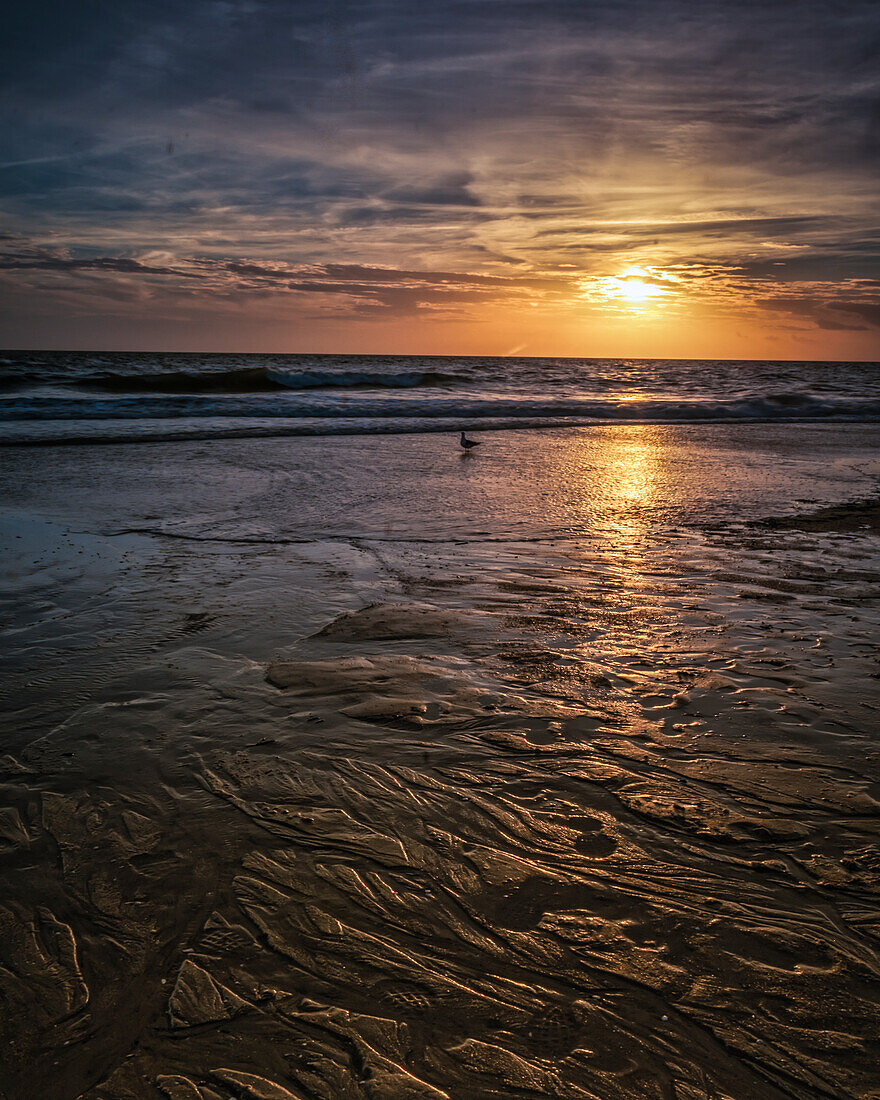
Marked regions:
[1,424,879,1099]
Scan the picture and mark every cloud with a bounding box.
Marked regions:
[756,294,880,331]
[0,241,576,321]
[833,302,880,328]
[0,250,201,278]
[384,172,482,207]
[1,1,879,348]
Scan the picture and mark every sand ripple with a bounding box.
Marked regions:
[2,505,880,1097]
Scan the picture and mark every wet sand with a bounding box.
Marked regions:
[755,496,880,535]
[1,425,880,1099]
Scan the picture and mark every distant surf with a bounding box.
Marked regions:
[1,350,878,444]
[0,363,465,393]
[88,365,465,393]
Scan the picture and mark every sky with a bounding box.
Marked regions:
[0,0,878,358]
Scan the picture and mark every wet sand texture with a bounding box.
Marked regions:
[754,495,880,534]
[1,429,880,1098]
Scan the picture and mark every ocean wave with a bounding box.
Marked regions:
[85,366,273,392]
[267,367,464,390]
[0,415,597,446]
[2,391,880,424]
[2,398,880,447]
[1,364,466,393]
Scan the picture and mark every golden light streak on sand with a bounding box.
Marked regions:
[598,427,660,504]
[565,427,663,585]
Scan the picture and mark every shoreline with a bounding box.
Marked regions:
[2,414,880,448]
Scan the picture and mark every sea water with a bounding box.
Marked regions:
[1,351,879,445]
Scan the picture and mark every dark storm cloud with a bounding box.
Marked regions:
[5,1,878,199]
[1,0,879,340]
[534,217,852,241]
[219,259,553,290]
[740,247,880,283]
[0,249,200,278]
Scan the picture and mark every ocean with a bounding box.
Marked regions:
[1,350,879,445]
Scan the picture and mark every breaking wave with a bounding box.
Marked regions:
[2,391,880,423]
[2,351,879,444]
[0,364,466,393]
[2,394,880,446]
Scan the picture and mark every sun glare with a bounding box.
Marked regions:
[629,279,662,301]
[617,279,657,302]
[579,266,676,312]
[608,267,668,304]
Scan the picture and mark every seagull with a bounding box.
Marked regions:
[460,430,481,450]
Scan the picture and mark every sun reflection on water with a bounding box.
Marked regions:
[566,427,668,584]
[602,433,658,504]
[571,426,664,510]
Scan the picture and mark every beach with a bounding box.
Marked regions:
[1,421,880,1098]
[6,0,880,1087]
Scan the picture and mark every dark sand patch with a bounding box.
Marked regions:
[754,495,880,534]
[313,602,494,642]
[265,653,534,727]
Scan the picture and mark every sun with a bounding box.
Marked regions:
[580,266,675,310]
[617,278,659,303]
[607,267,667,303]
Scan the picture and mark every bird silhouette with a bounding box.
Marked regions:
[460,431,481,450]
